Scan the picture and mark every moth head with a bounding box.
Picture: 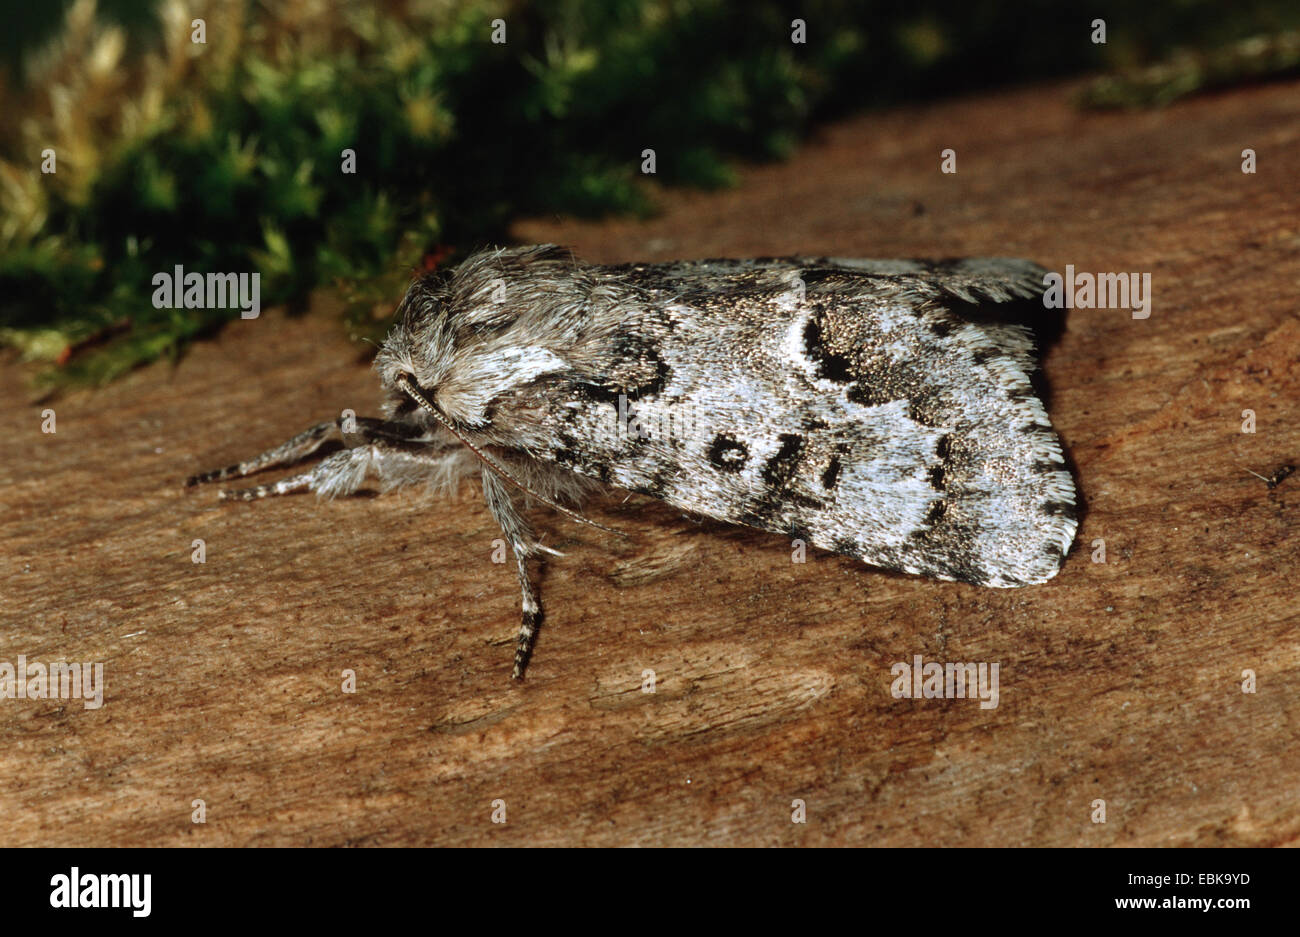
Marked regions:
[375,246,585,433]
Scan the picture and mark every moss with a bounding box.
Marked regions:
[3,0,1298,388]
[1079,31,1300,109]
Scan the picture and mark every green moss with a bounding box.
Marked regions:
[1079,31,1300,109]
[3,0,1299,388]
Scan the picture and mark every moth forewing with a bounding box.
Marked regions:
[522,256,1076,589]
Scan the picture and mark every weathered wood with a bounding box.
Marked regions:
[2,79,1297,846]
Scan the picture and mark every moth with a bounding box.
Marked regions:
[188,245,1076,678]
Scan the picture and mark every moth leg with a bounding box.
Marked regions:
[480,469,562,680]
[186,421,338,487]
[186,417,434,487]
[218,444,471,501]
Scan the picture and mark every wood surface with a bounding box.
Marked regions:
[2,78,1297,846]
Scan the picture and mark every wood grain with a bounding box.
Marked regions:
[2,78,1297,846]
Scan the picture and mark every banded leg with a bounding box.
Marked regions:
[218,443,472,501]
[481,469,562,679]
[186,417,429,488]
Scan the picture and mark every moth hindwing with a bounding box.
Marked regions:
[189,245,1076,678]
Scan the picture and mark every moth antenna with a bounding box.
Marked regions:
[396,374,624,538]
